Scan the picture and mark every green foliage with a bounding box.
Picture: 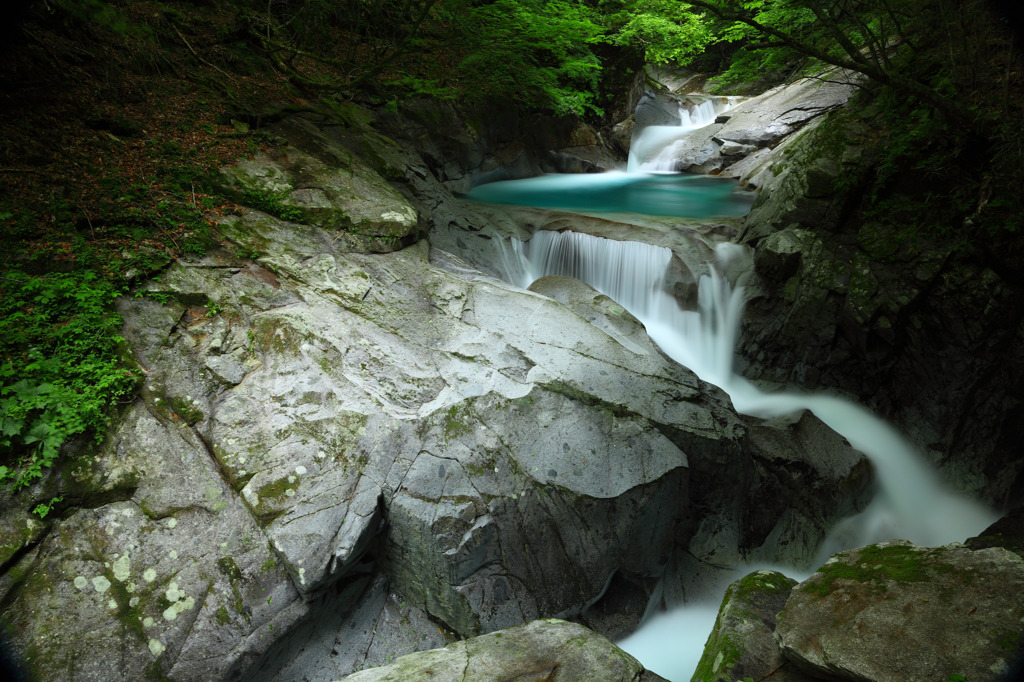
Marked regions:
[0,272,137,492]
[602,0,714,65]
[32,495,63,519]
[205,300,225,317]
[454,0,607,116]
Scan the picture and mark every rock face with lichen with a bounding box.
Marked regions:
[217,116,421,254]
[730,98,1024,508]
[692,570,813,682]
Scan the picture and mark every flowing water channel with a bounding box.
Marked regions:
[466,100,999,680]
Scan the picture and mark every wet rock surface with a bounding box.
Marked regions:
[691,570,814,682]
[695,539,1024,682]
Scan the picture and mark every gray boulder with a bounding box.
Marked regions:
[716,71,858,148]
[635,89,688,129]
[777,540,1024,682]
[218,117,421,254]
[337,618,668,681]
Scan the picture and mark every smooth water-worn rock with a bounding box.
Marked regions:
[0,86,900,681]
[776,540,1024,682]
[635,89,689,129]
[337,619,667,681]
[0,187,867,681]
[714,72,858,148]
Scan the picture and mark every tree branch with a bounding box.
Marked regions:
[681,0,984,132]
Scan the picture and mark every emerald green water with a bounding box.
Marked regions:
[464,171,754,219]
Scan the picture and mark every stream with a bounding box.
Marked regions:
[465,96,999,681]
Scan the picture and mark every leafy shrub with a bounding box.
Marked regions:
[0,271,138,492]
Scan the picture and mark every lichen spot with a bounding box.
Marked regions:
[287,475,296,484]
[113,555,131,582]
[92,576,112,593]
[143,617,155,628]
[713,651,724,673]
[380,210,412,224]
[143,568,157,583]
[130,597,140,608]
[74,576,88,590]
[148,639,165,656]
[167,518,177,529]
[108,599,117,610]
[298,567,306,585]
[285,489,295,497]
[295,465,307,476]
[165,582,183,602]
[169,550,178,560]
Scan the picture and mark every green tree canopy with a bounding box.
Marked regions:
[682,0,984,129]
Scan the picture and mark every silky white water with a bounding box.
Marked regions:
[497,229,997,681]
[627,96,739,172]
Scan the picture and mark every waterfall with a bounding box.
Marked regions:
[627,97,738,173]
[497,229,998,681]
[501,230,996,549]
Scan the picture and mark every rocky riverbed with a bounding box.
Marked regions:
[1,67,1019,682]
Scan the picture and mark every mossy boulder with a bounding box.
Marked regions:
[217,116,420,253]
[776,540,1024,682]
[693,570,814,682]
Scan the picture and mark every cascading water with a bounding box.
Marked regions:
[496,229,998,681]
[626,96,739,172]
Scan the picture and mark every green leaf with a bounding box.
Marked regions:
[23,420,53,445]
[1,417,24,438]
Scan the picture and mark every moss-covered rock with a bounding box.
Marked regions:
[692,570,811,682]
[776,540,1024,682]
[217,116,420,254]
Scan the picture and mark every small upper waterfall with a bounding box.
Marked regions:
[626,96,739,172]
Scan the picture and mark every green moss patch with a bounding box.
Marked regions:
[802,544,957,598]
